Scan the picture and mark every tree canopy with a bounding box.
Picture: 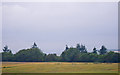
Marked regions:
[1,43,120,63]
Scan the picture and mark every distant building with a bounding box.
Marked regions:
[113,50,120,53]
[108,49,120,53]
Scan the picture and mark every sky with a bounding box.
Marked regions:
[2,2,118,55]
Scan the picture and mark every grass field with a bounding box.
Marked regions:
[2,62,119,73]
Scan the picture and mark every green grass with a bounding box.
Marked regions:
[2,62,119,73]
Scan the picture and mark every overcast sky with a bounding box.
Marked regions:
[2,2,118,55]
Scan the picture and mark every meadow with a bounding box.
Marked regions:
[2,62,119,73]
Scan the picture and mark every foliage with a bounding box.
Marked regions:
[14,48,45,62]
[45,54,60,62]
[92,47,97,54]
[76,44,87,53]
[32,42,38,48]
[2,52,14,61]
[99,45,107,55]
[103,51,119,63]
[65,45,69,50]
[3,45,11,52]
[1,43,120,63]
[61,48,82,62]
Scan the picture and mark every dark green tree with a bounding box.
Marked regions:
[65,45,69,50]
[61,48,80,62]
[103,51,119,63]
[2,45,14,61]
[32,42,38,48]
[14,48,45,62]
[2,52,14,61]
[1,43,119,63]
[3,45,10,52]
[76,44,80,50]
[80,45,87,53]
[45,54,60,62]
[92,47,97,54]
[99,45,107,55]
[73,53,88,62]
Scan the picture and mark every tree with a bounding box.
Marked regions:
[2,45,14,61]
[65,45,69,50]
[45,54,59,62]
[14,48,45,62]
[32,42,38,48]
[99,45,107,55]
[2,46,14,61]
[104,51,119,63]
[2,52,14,61]
[80,45,87,53]
[73,53,88,62]
[2,43,119,63]
[76,44,87,53]
[61,48,80,62]
[76,44,80,50]
[92,47,97,54]
[3,45,10,52]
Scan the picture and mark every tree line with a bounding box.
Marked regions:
[1,42,120,63]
